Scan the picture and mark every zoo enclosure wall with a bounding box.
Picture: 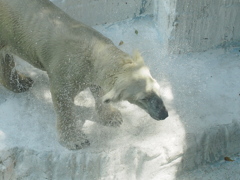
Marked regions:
[51,0,240,53]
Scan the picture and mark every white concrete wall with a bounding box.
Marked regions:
[153,0,177,52]
[51,0,240,53]
[50,0,153,25]
[154,0,240,54]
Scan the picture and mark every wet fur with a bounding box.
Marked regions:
[0,0,168,150]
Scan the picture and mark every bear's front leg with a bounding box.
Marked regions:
[90,85,123,127]
[50,85,89,150]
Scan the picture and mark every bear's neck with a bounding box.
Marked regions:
[92,44,130,93]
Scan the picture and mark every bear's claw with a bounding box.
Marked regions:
[58,131,90,150]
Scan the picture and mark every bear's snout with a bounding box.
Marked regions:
[157,107,168,120]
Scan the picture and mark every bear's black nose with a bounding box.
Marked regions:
[158,109,168,120]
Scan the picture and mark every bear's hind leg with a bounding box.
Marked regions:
[0,52,33,92]
[90,85,123,127]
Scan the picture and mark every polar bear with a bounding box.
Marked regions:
[0,0,168,150]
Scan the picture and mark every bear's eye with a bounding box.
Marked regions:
[104,99,111,103]
[140,98,147,102]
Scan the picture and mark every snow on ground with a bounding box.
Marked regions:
[0,16,240,179]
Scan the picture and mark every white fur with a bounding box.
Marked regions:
[0,0,168,150]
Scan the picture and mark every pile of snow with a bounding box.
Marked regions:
[1,17,240,180]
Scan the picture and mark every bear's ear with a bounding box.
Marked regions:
[120,57,134,65]
[133,50,144,65]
